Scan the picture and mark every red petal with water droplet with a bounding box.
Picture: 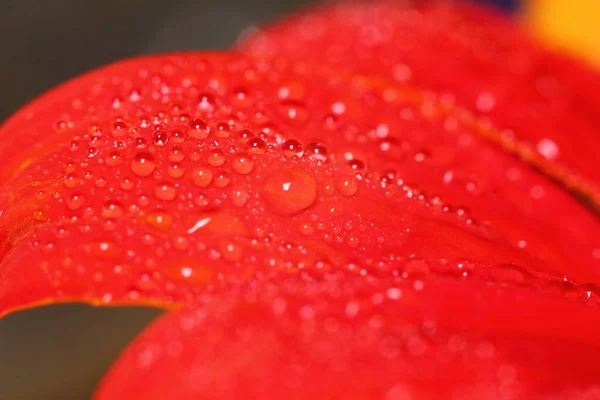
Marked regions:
[94,277,600,400]
[1,53,600,318]
[239,0,600,196]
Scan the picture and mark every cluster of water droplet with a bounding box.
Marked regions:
[0,54,593,313]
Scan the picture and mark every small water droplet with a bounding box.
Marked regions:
[220,240,243,262]
[106,151,123,166]
[536,138,559,160]
[188,118,210,139]
[66,193,86,210]
[86,241,122,260]
[231,87,253,108]
[102,200,124,219]
[168,163,184,178]
[231,154,255,175]
[230,187,250,207]
[152,131,168,146]
[281,139,303,157]
[277,100,308,124]
[247,138,266,155]
[63,173,79,188]
[169,146,185,162]
[145,210,174,231]
[207,150,226,167]
[337,175,358,197]
[111,121,128,137]
[213,172,231,188]
[154,182,177,201]
[191,167,213,187]
[197,92,216,112]
[305,142,328,161]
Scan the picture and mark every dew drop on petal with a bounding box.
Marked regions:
[131,152,157,177]
[337,175,359,197]
[154,182,177,201]
[191,167,213,188]
[145,211,174,232]
[207,150,226,167]
[231,154,255,175]
[102,200,124,219]
[263,166,317,216]
[536,138,559,160]
[188,118,210,139]
[66,193,86,210]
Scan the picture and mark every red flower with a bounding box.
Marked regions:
[239,0,600,193]
[1,2,600,399]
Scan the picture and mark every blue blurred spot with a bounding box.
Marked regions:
[473,0,520,12]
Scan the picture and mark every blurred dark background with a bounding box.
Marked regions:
[0,0,515,399]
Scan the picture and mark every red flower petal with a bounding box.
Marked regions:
[239,0,600,193]
[95,276,600,399]
[1,53,599,317]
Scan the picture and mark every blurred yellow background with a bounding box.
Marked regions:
[527,0,600,67]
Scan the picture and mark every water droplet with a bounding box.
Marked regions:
[263,166,317,216]
[386,288,402,300]
[120,178,134,191]
[305,142,328,161]
[86,241,122,260]
[536,138,559,160]
[191,167,213,187]
[231,87,253,108]
[102,200,124,219]
[247,138,266,155]
[152,131,168,146]
[169,146,185,162]
[230,187,250,207]
[188,118,210,139]
[213,172,231,188]
[106,151,123,166]
[135,272,158,292]
[220,240,243,262]
[63,173,79,188]
[277,100,308,124]
[111,121,128,137]
[299,222,314,236]
[379,138,409,160]
[476,92,496,113]
[208,150,226,167]
[172,262,214,284]
[348,159,365,170]
[170,130,185,144]
[231,154,255,175]
[168,163,184,178]
[337,175,358,197]
[145,210,174,231]
[197,92,216,112]
[155,182,177,201]
[282,139,303,157]
[489,263,533,284]
[131,152,157,177]
[135,137,147,149]
[238,129,254,141]
[66,193,86,210]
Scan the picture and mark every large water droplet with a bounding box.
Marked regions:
[263,166,317,216]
